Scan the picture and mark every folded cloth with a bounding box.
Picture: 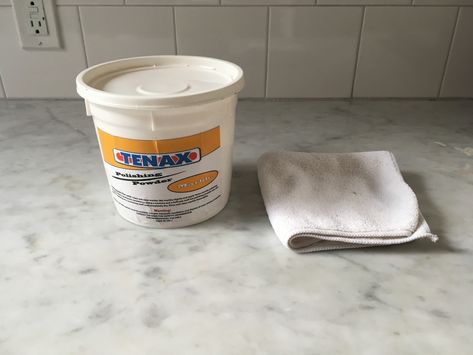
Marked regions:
[257,151,437,252]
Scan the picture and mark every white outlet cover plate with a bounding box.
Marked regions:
[12,0,61,49]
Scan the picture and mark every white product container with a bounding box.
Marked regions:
[76,56,244,228]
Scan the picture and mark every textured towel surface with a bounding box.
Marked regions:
[257,151,437,252]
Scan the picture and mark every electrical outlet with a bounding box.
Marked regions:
[12,0,60,49]
[27,1,49,36]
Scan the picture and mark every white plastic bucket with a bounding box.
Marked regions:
[76,56,244,228]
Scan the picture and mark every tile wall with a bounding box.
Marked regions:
[0,0,471,98]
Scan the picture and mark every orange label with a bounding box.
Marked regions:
[168,171,219,193]
[97,127,220,170]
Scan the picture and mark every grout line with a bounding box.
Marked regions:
[0,74,7,98]
[350,6,365,99]
[77,6,89,67]
[437,7,460,98]
[172,6,178,55]
[50,4,473,7]
[264,6,271,98]
[51,4,473,7]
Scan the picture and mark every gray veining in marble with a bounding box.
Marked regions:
[1,99,473,354]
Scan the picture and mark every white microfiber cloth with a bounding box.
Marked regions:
[257,151,438,252]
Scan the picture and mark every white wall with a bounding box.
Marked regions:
[0,0,472,98]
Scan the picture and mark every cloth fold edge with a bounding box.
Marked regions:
[287,215,438,253]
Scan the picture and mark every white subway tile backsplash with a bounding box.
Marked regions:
[0,0,470,98]
[222,1,314,5]
[125,0,218,5]
[175,6,267,97]
[57,0,124,5]
[267,7,362,98]
[414,0,473,5]
[318,0,410,4]
[354,6,457,98]
[80,6,175,66]
[0,7,87,98]
[441,7,473,97]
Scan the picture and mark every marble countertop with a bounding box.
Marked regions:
[1,99,472,355]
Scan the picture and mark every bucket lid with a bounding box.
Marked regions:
[76,55,244,109]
